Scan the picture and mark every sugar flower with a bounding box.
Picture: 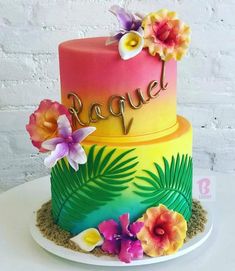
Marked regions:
[106,5,142,45]
[70,228,103,252]
[98,213,144,263]
[42,115,96,171]
[137,204,187,257]
[26,99,72,152]
[118,31,144,60]
[142,9,191,61]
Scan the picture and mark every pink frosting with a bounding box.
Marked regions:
[59,37,177,138]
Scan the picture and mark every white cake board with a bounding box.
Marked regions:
[30,202,213,267]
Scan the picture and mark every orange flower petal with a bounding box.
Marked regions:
[137,204,187,257]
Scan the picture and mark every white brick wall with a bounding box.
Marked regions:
[0,0,235,191]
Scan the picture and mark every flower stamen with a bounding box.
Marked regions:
[43,121,56,129]
[154,227,165,236]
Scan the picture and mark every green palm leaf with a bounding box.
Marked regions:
[50,145,138,232]
[134,154,193,221]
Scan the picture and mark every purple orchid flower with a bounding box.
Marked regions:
[98,213,144,263]
[41,115,96,171]
[106,5,143,45]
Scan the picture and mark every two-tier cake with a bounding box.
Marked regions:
[26,6,206,263]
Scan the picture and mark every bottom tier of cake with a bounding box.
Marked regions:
[50,116,193,235]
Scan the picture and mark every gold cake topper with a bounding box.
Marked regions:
[67,61,168,135]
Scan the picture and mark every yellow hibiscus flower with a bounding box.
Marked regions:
[142,9,191,61]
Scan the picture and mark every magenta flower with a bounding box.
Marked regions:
[106,5,142,45]
[98,213,144,263]
[41,115,96,171]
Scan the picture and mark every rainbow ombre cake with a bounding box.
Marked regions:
[27,6,194,262]
[57,37,193,234]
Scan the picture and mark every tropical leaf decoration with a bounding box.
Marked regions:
[51,145,138,232]
[134,154,193,221]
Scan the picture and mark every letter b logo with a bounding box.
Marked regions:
[197,178,210,196]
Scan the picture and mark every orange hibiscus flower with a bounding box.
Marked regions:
[142,9,191,61]
[26,99,71,152]
[137,204,187,256]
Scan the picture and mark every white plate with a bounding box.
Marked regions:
[30,203,213,267]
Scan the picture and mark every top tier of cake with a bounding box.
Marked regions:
[59,37,178,143]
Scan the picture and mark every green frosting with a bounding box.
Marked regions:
[134,154,193,221]
[51,145,138,234]
[51,145,192,234]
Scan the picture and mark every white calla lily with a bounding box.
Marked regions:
[118,31,144,60]
[70,228,103,252]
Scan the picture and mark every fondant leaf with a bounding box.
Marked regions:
[134,154,192,221]
[51,145,138,233]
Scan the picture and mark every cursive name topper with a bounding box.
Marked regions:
[67,61,168,135]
